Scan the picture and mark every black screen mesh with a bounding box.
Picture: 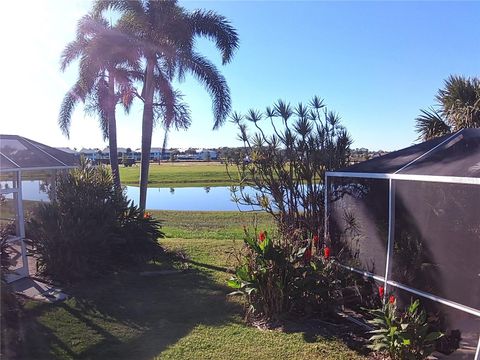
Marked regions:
[391,180,480,310]
[329,177,389,277]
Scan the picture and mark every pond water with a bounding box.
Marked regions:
[4,180,259,211]
[126,185,259,211]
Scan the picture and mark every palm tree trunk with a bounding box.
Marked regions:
[107,70,121,192]
[139,57,156,211]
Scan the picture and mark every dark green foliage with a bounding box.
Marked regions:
[0,222,16,274]
[228,96,351,242]
[367,299,443,360]
[0,223,22,359]
[27,160,164,283]
[228,229,343,321]
[415,75,480,140]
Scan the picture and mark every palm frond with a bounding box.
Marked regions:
[415,107,451,141]
[60,39,86,71]
[154,90,192,131]
[153,70,176,127]
[188,9,239,64]
[59,83,84,138]
[180,51,231,129]
[93,0,146,20]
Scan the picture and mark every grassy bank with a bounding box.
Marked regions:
[119,162,235,187]
[17,211,366,359]
[153,210,273,240]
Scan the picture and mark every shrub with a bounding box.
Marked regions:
[27,159,164,283]
[227,96,351,241]
[367,298,443,360]
[0,223,22,359]
[228,229,343,321]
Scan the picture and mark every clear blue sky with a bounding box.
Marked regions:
[2,1,479,151]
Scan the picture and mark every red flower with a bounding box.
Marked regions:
[313,234,319,247]
[323,247,331,259]
[258,231,266,242]
[389,295,395,304]
[378,286,384,298]
[143,212,151,219]
[304,247,312,262]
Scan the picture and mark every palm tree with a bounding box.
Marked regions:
[415,75,480,141]
[94,0,239,210]
[59,14,140,191]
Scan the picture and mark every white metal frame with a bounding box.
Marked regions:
[324,130,480,359]
[1,171,28,282]
[1,136,77,282]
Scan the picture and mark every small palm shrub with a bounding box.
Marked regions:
[368,298,443,360]
[27,159,164,282]
[228,229,343,321]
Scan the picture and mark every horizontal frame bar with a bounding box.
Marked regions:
[0,166,76,172]
[336,262,385,282]
[336,261,480,317]
[326,171,480,185]
[0,188,18,194]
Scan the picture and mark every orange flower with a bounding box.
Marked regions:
[258,231,266,242]
[143,212,151,219]
[323,246,331,259]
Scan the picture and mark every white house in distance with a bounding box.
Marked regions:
[196,149,217,160]
[78,148,102,162]
[58,146,218,163]
[102,147,138,160]
[145,148,171,161]
[56,147,79,155]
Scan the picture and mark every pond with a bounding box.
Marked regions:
[3,180,260,211]
[126,185,260,211]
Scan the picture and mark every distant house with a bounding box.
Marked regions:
[102,147,134,160]
[79,148,102,162]
[132,149,142,161]
[150,148,171,161]
[196,149,217,161]
[56,147,78,155]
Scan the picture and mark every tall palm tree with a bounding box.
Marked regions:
[415,75,480,141]
[59,14,140,191]
[94,0,239,210]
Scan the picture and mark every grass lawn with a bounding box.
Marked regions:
[119,162,235,187]
[154,210,274,240]
[17,211,367,360]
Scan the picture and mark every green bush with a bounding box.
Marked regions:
[0,222,22,359]
[367,298,443,360]
[228,229,343,321]
[27,159,164,283]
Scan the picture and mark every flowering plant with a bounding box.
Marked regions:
[367,298,443,360]
[228,229,343,320]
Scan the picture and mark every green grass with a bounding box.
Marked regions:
[119,162,235,187]
[153,210,274,240]
[17,211,367,360]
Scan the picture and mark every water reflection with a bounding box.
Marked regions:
[5,180,260,211]
[126,185,259,211]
